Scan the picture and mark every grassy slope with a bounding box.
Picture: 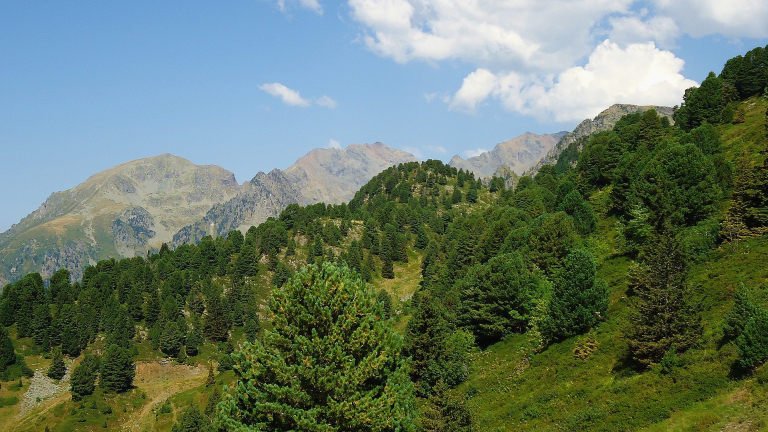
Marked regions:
[456,98,768,432]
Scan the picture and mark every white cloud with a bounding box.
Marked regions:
[463,148,488,158]
[651,0,768,38]
[277,0,323,15]
[316,95,338,108]
[349,0,635,72]
[449,69,498,113]
[328,139,342,149]
[450,41,698,122]
[425,145,447,154]
[259,83,311,107]
[348,0,768,121]
[607,15,680,48]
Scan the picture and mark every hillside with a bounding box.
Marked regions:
[0,143,417,286]
[2,45,768,432]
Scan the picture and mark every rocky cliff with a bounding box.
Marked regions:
[172,143,417,244]
[449,132,567,178]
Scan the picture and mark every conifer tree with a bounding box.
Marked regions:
[203,295,230,342]
[47,347,66,380]
[70,353,100,401]
[185,327,203,357]
[100,344,135,393]
[736,308,768,369]
[420,380,473,432]
[626,230,701,368]
[723,283,763,341]
[0,326,16,372]
[541,249,609,343]
[466,185,478,203]
[160,322,184,357]
[172,404,212,432]
[458,252,545,343]
[218,263,416,431]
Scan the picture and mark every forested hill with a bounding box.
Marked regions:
[0,45,768,432]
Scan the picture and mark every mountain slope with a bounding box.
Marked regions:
[172,142,417,244]
[449,132,567,178]
[0,154,240,285]
[527,104,675,175]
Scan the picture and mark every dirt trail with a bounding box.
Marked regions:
[121,362,205,432]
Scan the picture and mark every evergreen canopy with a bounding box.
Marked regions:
[218,262,416,432]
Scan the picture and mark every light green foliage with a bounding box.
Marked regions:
[736,309,768,369]
[218,263,416,431]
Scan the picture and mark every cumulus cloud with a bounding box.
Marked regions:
[316,95,338,108]
[328,139,342,149]
[425,145,447,154]
[450,41,697,122]
[651,0,768,38]
[259,83,311,107]
[348,0,767,121]
[277,0,323,15]
[463,148,488,158]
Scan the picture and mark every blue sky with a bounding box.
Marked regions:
[1,0,767,232]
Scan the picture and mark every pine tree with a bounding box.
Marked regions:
[451,186,463,204]
[541,250,609,343]
[466,186,478,204]
[47,347,66,380]
[203,295,230,342]
[205,363,216,387]
[185,327,203,357]
[172,404,212,432]
[70,353,100,401]
[145,289,161,326]
[420,380,473,432]
[160,322,184,357]
[626,230,701,368]
[0,326,16,372]
[217,263,416,431]
[205,385,221,417]
[724,284,763,341]
[736,308,768,369]
[458,252,545,343]
[100,344,136,393]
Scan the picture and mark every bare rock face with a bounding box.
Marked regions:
[173,143,417,245]
[527,104,675,175]
[0,154,240,283]
[449,132,567,178]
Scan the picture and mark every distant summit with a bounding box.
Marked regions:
[0,154,239,284]
[172,142,417,244]
[449,132,567,179]
[0,144,416,285]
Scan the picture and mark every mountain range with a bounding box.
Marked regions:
[0,103,672,286]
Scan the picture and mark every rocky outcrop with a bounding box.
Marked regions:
[173,143,417,245]
[449,132,567,178]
